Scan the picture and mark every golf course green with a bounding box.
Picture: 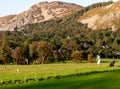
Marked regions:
[1,71,120,89]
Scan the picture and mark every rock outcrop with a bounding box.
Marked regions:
[0,1,82,31]
[78,1,120,31]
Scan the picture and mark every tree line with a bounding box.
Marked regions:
[0,1,119,64]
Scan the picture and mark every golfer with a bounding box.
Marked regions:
[96,55,101,67]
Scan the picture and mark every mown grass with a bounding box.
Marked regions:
[1,71,120,89]
[0,59,120,81]
[0,59,120,89]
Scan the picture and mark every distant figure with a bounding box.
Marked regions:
[96,55,101,67]
[109,60,116,67]
[26,59,28,64]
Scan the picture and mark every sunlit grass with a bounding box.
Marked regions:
[0,59,120,81]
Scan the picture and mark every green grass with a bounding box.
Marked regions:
[1,71,120,89]
[0,59,120,89]
[0,59,120,81]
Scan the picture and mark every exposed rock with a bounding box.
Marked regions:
[78,1,120,31]
[0,1,82,31]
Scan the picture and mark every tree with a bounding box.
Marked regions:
[87,54,92,63]
[36,41,52,64]
[71,50,83,63]
[112,38,120,51]
[12,47,24,64]
[61,39,79,52]
[61,39,79,60]
[101,47,112,58]
[0,32,11,68]
[29,41,38,64]
[22,37,33,64]
[53,49,67,62]
[0,46,11,64]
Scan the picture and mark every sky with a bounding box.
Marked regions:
[0,0,118,17]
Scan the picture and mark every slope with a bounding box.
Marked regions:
[0,1,82,31]
[78,1,120,31]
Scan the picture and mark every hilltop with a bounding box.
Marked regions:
[0,1,82,31]
[78,1,120,31]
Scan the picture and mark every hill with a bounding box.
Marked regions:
[0,15,16,25]
[78,1,120,31]
[0,1,82,31]
[1,1,120,64]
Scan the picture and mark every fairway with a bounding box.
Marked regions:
[0,60,120,81]
[1,71,120,89]
[0,60,120,89]
[0,0,120,89]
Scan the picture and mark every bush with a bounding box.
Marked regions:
[71,50,83,63]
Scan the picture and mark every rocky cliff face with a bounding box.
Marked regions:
[0,1,82,31]
[78,1,120,31]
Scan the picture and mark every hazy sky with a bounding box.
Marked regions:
[0,0,118,17]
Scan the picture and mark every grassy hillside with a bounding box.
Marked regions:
[79,1,120,30]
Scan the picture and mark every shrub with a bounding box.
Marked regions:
[71,50,83,63]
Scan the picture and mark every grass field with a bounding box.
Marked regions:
[0,59,120,89]
[0,71,120,89]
